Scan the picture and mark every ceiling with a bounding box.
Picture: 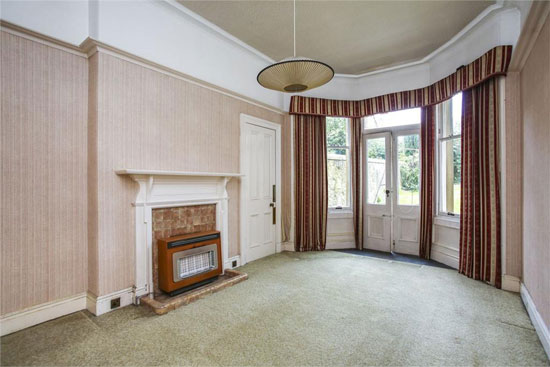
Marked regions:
[178,0,494,75]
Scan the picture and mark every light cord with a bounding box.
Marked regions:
[293,0,296,57]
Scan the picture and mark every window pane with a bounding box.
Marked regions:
[397,134,420,205]
[441,92,462,138]
[327,148,349,207]
[440,138,461,214]
[451,93,462,136]
[366,138,386,204]
[326,117,349,148]
[364,108,420,130]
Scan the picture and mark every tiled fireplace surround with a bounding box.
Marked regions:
[152,205,216,296]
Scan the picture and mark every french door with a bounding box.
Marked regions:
[363,129,421,255]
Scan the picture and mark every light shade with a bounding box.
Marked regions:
[257,57,334,93]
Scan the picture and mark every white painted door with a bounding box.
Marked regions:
[363,130,421,255]
[242,122,277,263]
[363,132,392,252]
[392,129,420,255]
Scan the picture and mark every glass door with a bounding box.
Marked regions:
[363,130,421,255]
[363,132,392,252]
[392,130,420,255]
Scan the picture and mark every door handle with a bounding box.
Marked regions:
[385,189,391,198]
[270,203,276,224]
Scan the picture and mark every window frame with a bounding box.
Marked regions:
[363,108,421,134]
[436,95,462,219]
[326,117,352,213]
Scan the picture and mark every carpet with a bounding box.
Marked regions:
[1,251,548,366]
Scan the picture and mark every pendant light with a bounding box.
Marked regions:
[257,0,334,93]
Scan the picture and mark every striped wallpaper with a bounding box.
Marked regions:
[1,32,88,315]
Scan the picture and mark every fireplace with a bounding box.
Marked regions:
[116,169,242,304]
[158,230,222,296]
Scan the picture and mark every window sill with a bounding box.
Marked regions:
[328,210,353,219]
[434,216,460,229]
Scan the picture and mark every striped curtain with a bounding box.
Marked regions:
[294,115,328,251]
[350,118,363,250]
[419,106,436,259]
[459,78,501,288]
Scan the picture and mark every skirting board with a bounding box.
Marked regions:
[521,284,550,359]
[0,293,86,336]
[86,288,134,316]
[224,255,241,269]
[326,241,355,250]
[430,243,459,269]
[281,241,295,252]
[501,275,521,293]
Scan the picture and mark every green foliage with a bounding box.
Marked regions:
[367,139,385,159]
[398,135,419,193]
[326,117,348,155]
[453,139,461,184]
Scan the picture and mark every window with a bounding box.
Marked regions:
[364,108,420,131]
[438,93,462,216]
[326,117,351,210]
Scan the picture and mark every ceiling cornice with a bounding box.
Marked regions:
[167,0,512,78]
[163,0,276,64]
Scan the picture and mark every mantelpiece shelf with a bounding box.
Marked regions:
[116,169,243,177]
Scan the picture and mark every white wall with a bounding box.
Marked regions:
[0,0,89,44]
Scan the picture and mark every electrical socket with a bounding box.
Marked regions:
[110,297,121,309]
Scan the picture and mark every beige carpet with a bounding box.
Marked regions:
[1,251,548,366]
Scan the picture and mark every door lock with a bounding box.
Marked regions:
[385,189,391,198]
[270,203,276,224]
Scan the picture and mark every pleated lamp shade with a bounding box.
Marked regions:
[257,57,334,93]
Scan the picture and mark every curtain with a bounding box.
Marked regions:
[419,105,436,259]
[294,115,328,251]
[459,78,501,288]
[350,118,363,250]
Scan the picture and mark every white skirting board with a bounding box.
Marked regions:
[0,293,86,336]
[521,284,550,359]
[430,243,459,269]
[224,255,241,269]
[501,275,521,293]
[281,241,295,251]
[86,288,134,316]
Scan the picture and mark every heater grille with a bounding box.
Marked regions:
[178,251,215,278]
[171,242,219,283]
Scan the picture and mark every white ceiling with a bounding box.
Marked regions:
[178,0,494,75]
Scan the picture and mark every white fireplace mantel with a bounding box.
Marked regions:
[116,169,243,302]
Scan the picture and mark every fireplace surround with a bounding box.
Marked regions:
[116,169,242,303]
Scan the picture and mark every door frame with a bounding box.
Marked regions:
[362,126,421,254]
[239,113,282,266]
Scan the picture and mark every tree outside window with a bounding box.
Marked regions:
[326,117,351,209]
